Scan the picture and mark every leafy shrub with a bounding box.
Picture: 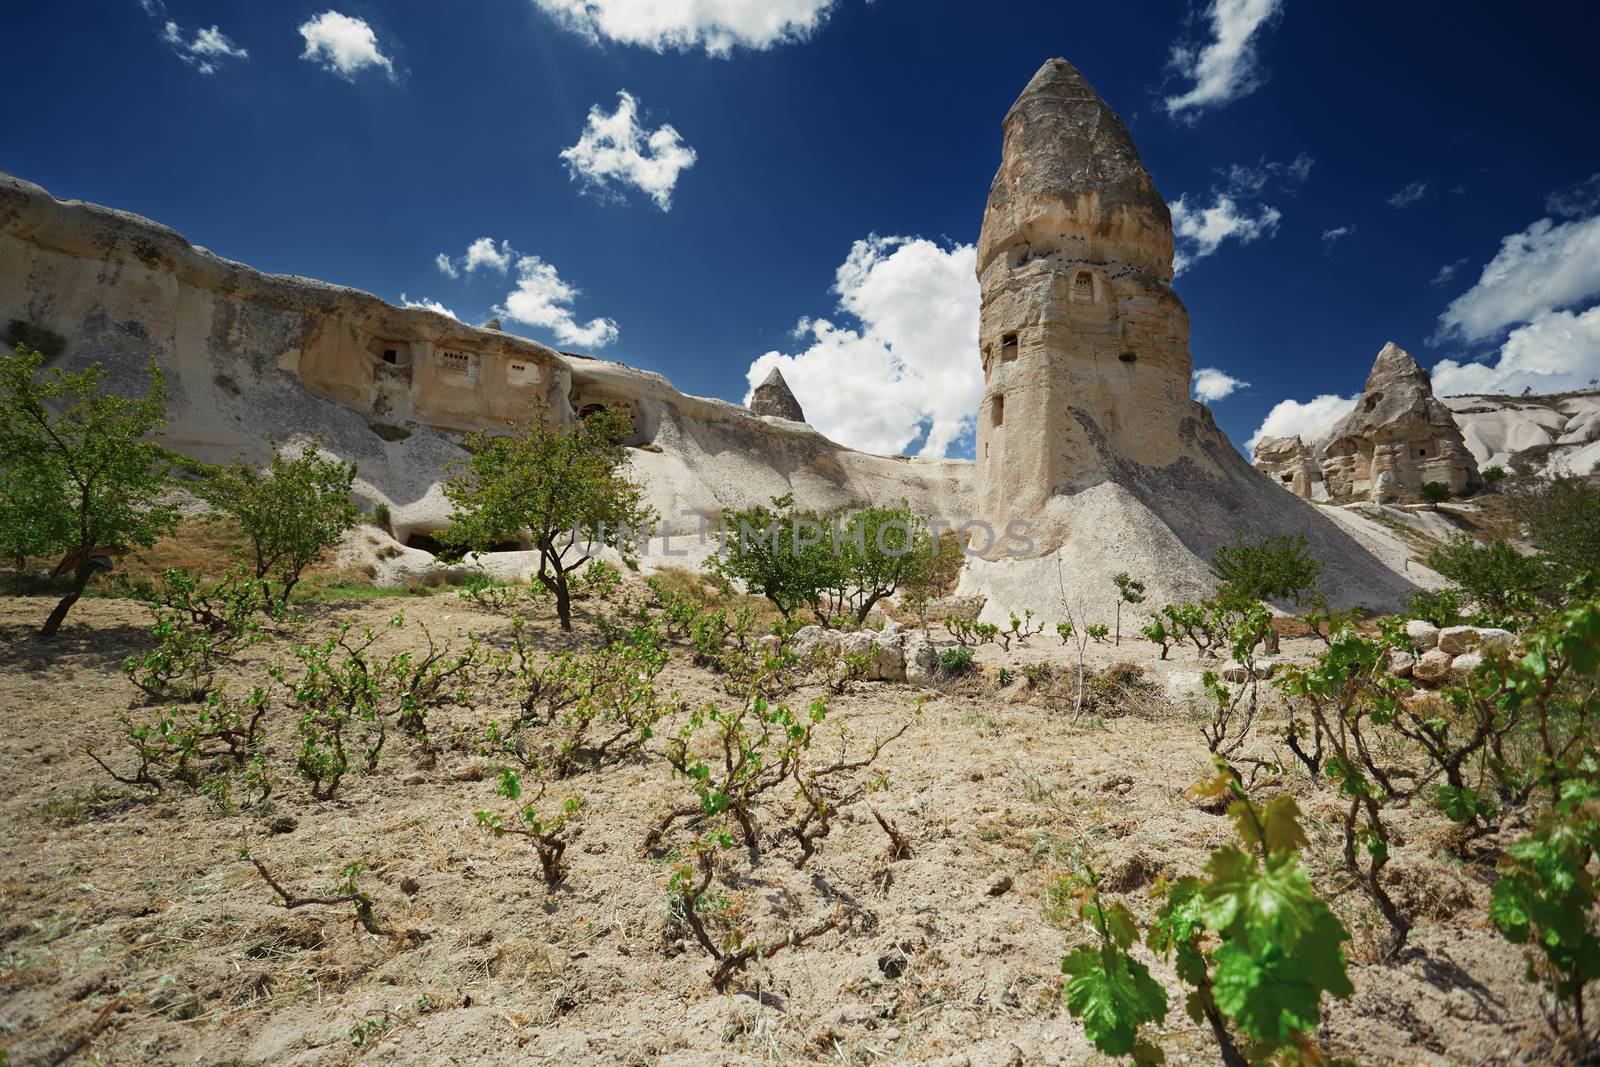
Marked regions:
[1111,572,1147,646]
[1406,587,1465,628]
[1140,616,1172,659]
[1482,465,1507,486]
[123,569,270,703]
[1086,623,1110,644]
[1515,473,1600,587]
[937,646,973,677]
[1210,533,1322,608]
[475,771,581,887]
[1420,481,1452,506]
[1426,534,1549,620]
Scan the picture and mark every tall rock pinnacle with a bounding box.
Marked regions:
[974,58,1194,542]
[749,366,806,422]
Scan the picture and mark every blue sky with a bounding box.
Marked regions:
[7,1,1600,459]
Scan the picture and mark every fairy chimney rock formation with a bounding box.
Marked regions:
[975,57,1193,536]
[1318,342,1482,502]
[1253,435,1328,501]
[749,366,806,422]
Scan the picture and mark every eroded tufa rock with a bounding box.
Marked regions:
[748,366,806,422]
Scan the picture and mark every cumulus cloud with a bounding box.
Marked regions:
[400,294,459,320]
[1431,306,1600,396]
[744,236,980,458]
[1387,180,1428,209]
[434,253,459,280]
[497,255,619,349]
[1245,393,1356,453]
[1192,367,1250,402]
[1170,194,1281,273]
[298,11,394,80]
[1163,0,1285,119]
[560,92,697,210]
[433,238,516,278]
[530,0,837,56]
[1436,213,1600,342]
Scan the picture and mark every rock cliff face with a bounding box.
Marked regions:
[958,60,1433,616]
[1318,343,1481,502]
[0,171,970,553]
[747,366,806,422]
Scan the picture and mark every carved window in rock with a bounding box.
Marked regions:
[1072,271,1095,303]
[1000,333,1019,363]
[992,394,1005,427]
[1282,474,1293,484]
[438,351,478,381]
[382,348,398,365]
[506,360,542,387]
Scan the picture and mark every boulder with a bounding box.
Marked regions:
[1413,648,1453,685]
[904,635,939,687]
[1386,648,1416,678]
[1437,626,1482,656]
[1448,651,1484,680]
[1405,620,1441,649]
[1476,628,1516,655]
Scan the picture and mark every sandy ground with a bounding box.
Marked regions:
[0,590,1582,1066]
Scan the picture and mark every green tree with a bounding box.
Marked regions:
[0,456,70,581]
[826,502,929,625]
[1426,534,1548,620]
[1111,571,1146,647]
[199,439,358,609]
[1210,533,1322,608]
[711,493,840,620]
[901,531,966,633]
[440,403,653,630]
[0,346,179,637]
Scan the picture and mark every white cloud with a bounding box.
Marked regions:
[1386,180,1428,208]
[1192,367,1250,402]
[298,11,394,80]
[434,238,515,278]
[497,255,619,349]
[400,294,459,320]
[139,0,165,16]
[1431,258,1467,286]
[463,237,514,274]
[744,236,980,458]
[1224,152,1312,195]
[1321,225,1353,244]
[530,0,837,56]
[1170,194,1281,273]
[1246,393,1356,453]
[158,20,248,74]
[1436,213,1600,342]
[1547,173,1600,219]
[560,92,697,210]
[1431,306,1600,396]
[1163,0,1285,119]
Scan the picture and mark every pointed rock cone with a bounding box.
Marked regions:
[749,366,806,422]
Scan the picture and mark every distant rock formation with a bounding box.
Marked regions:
[1444,391,1600,477]
[1253,435,1327,501]
[1254,343,1481,503]
[748,366,805,422]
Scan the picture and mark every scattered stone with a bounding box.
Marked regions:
[1386,648,1416,678]
[266,815,297,835]
[986,873,1013,897]
[1476,628,1516,654]
[1448,651,1485,680]
[877,952,908,979]
[400,876,421,896]
[1405,620,1441,649]
[1414,649,1454,685]
[1438,626,1482,655]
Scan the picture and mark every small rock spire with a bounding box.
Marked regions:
[749,367,806,422]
